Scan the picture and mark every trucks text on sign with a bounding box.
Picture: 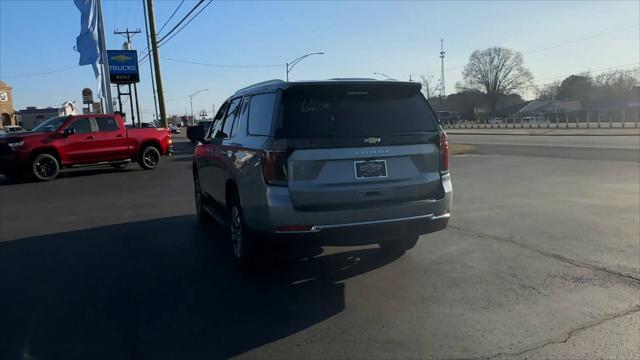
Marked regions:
[107,50,140,84]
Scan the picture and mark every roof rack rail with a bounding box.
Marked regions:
[328,77,378,81]
[234,79,285,94]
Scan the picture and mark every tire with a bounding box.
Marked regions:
[378,234,419,255]
[228,192,257,269]
[111,162,128,169]
[138,145,161,170]
[194,173,208,222]
[31,153,60,181]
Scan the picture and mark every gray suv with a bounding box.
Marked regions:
[192,79,452,265]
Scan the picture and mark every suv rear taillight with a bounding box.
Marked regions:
[262,150,289,186]
[439,132,449,172]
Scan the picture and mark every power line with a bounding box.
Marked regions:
[514,67,639,92]
[524,22,639,55]
[157,0,205,44]
[157,0,185,35]
[138,0,213,64]
[162,56,282,68]
[534,63,640,82]
[419,22,640,76]
[158,0,213,47]
[2,65,79,79]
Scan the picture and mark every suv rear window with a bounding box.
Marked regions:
[278,84,438,138]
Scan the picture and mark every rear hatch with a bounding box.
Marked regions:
[275,82,444,211]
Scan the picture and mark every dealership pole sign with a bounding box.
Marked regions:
[82,88,93,104]
[107,50,140,84]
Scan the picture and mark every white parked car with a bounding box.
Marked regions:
[1,125,25,133]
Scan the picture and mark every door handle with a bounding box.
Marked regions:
[115,134,124,138]
[86,136,95,140]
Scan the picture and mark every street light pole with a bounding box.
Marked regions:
[189,89,208,125]
[286,52,324,81]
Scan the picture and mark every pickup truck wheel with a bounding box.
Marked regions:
[229,193,257,269]
[138,146,160,170]
[31,153,59,181]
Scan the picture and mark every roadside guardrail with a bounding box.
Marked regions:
[442,109,640,130]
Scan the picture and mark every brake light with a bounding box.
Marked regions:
[439,132,449,172]
[262,150,288,186]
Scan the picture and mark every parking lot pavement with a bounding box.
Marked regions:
[0,138,638,359]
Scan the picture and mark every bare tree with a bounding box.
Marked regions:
[462,47,533,114]
[536,81,560,100]
[420,75,437,100]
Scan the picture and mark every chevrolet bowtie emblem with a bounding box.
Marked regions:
[110,54,133,63]
[363,137,381,144]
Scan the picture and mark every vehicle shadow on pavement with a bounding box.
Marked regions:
[0,167,139,186]
[0,215,399,359]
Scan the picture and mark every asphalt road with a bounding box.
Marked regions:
[0,137,638,359]
[450,134,640,162]
[449,134,640,149]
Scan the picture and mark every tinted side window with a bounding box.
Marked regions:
[222,98,241,138]
[207,103,229,139]
[207,119,222,139]
[213,103,228,121]
[96,117,119,132]
[248,93,276,136]
[69,118,93,134]
[233,97,249,137]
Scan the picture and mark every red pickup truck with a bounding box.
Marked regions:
[0,114,172,181]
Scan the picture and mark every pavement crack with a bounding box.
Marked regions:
[476,305,640,360]
[448,225,640,284]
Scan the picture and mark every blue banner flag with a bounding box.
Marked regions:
[73,0,100,68]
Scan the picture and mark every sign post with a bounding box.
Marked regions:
[107,50,140,125]
[82,88,94,113]
[93,101,103,114]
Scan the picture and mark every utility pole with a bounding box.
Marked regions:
[115,28,142,126]
[146,0,167,128]
[439,38,446,99]
[142,0,159,126]
[96,0,113,114]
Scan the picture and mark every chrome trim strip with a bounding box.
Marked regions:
[275,212,448,234]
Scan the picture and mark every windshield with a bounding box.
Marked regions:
[31,116,68,132]
[279,84,438,138]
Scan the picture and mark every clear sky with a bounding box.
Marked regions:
[1,0,638,122]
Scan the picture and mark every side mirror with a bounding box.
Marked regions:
[63,128,76,136]
[214,131,227,139]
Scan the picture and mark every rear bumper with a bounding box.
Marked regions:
[243,173,453,244]
[268,212,449,246]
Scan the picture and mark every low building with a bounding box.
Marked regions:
[0,80,16,127]
[516,100,581,118]
[16,101,77,130]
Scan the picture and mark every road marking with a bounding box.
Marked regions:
[454,142,640,150]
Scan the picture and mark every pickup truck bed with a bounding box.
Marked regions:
[0,114,172,181]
